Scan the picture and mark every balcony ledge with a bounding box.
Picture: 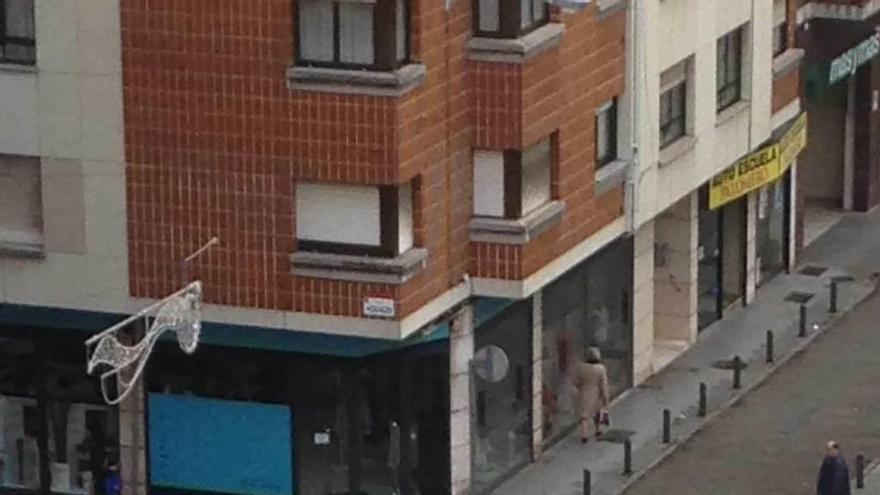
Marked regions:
[470,200,565,245]
[291,248,428,284]
[467,23,565,64]
[773,48,805,79]
[287,63,426,97]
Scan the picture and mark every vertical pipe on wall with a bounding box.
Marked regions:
[844,75,857,211]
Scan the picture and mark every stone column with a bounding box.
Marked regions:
[632,220,656,385]
[653,191,698,344]
[744,191,758,304]
[530,293,543,459]
[843,75,856,211]
[119,380,146,495]
[788,162,798,272]
[450,305,474,495]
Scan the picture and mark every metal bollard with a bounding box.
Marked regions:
[799,304,807,337]
[698,382,707,418]
[732,356,742,390]
[583,469,591,495]
[830,280,839,313]
[766,330,775,363]
[663,409,671,444]
[857,454,865,489]
[623,439,632,475]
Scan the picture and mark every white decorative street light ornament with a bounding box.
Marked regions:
[85,281,204,405]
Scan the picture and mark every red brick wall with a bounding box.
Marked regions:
[122,0,471,319]
[123,0,624,318]
[471,6,627,280]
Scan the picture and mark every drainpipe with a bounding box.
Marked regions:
[624,0,643,234]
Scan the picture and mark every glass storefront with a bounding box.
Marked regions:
[757,172,790,285]
[698,189,746,331]
[146,339,450,495]
[0,327,119,495]
[471,301,532,495]
[541,237,633,444]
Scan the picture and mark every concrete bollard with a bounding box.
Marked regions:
[830,280,839,314]
[856,454,865,489]
[623,439,632,475]
[698,382,707,418]
[799,304,807,337]
[662,409,671,444]
[766,330,774,363]
[583,469,591,495]
[732,356,743,390]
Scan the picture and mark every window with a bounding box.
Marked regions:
[0,154,42,248]
[0,0,35,65]
[297,0,408,71]
[473,137,553,219]
[475,0,547,39]
[772,22,787,57]
[659,83,686,148]
[716,27,744,112]
[295,181,413,257]
[596,99,618,168]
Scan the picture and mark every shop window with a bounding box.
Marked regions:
[472,300,532,494]
[475,0,547,39]
[295,181,413,257]
[659,69,687,148]
[0,332,120,495]
[772,22,787,58]
[473,137,553,219]
[0,0,35,65]
[716,27,744,112]
[596,99,618,168]
[541,238,633,444]
[297,0,408,71]
[0,154,43,250]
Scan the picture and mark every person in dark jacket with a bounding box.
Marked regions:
[817,441,851,495]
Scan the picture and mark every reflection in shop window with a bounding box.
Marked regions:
[472,301,532,495]
[541,238,633,444]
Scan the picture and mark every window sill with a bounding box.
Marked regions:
[286,63,427,97]
[715,100,750,127]
[0,240,44,259]
[595,160,628,196]
[596,0,628,20]
[772,48,804,79]
[470,200,565,245]
[658,135,697,168]
[0,62,37,75]
[467,23,565,64]
[291,248,428,284]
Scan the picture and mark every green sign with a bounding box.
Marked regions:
[829,34,880,85]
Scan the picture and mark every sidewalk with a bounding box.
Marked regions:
[493,241,875,494]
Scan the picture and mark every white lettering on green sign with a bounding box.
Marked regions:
[829,35,880,85]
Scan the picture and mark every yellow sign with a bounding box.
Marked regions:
[709,113,808,210]
[779,112,807,171]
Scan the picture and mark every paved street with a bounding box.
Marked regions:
[626,212,880,495]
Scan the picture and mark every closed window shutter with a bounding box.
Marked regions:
[396,0,406,62]
[299,0,334,62]
[0,155,42,245]
[339,2,375,65]
[521,139,551,215]
[520,0,533,29]
[478,0,500,32]
[296,182,381,246]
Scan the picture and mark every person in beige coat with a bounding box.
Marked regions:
[576,347,610,443]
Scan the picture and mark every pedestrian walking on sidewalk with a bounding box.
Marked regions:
[817,441,851,495]
[576,347,610,444]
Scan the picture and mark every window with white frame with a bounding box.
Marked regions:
[0,0,35,65]
[596,99,618,168]
[0,154,42,247]
[659,61,688,148]
[473,136,553,219]
[297,0,408,71]
[475,0,547,39]
[296,181,413,257]
[772,0,787,57]
[717,27,744,112]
